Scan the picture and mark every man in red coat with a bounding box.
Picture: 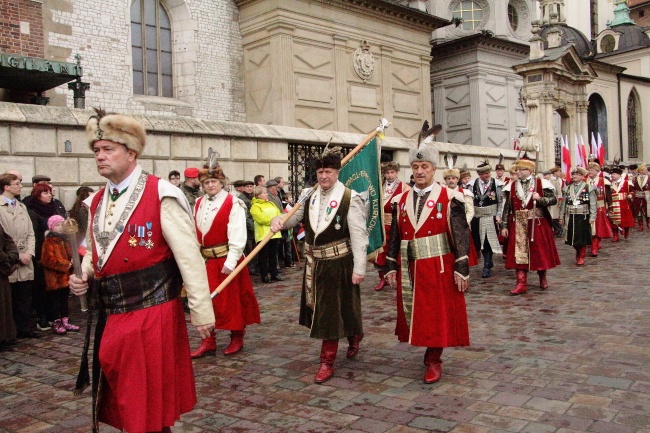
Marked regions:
[586,162,613,255]
[632,164,650,231]
[500,157,560,296]
[373,161,409,291]
[386,123,471,384]
[69,110,215,433]
[609,166,635,241]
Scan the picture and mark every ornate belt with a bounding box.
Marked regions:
[305,239,351,260]
[635,191,647,198]
[405,232,451,260]
[517,208,543,219]
[568,204,589,215]
[597,199,605,207]
[200,243,229,259]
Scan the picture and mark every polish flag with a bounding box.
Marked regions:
[296,224,305,240]
[561,135,572,183]
[579,134,588,167]
[574,133,583,168]
[597,132,606,164]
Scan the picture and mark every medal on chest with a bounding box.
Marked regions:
[334,215,341,230]
[325,200,338,221]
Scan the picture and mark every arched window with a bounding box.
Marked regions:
[131,0,173,97]
[628,89,641,159]
[508,2,519,31]
[452,1,484,30]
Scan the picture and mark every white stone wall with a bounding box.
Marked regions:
[45,0,245,122]
[0,103,520,209]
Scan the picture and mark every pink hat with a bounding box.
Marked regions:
[47,215,65,231]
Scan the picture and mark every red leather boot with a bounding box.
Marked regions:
[624,228,630,239]
[224,329,245,355]
[647,218,650,229]
[639,219,644,231]
[591,237,600,257]
[315,339,339,384]
[538,270,548,290]
[612,228,619,242]
[374,271,388,291]
[423,348,443,384]
[346,334,363,359]
[191,331,216,359]
[510,270,527,295]
[576,246,586,265]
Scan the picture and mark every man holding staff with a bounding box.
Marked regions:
[69,109,215,433]
[270,146,367,384]
[500,156,560,296]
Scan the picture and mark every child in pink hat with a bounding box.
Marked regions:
[40,215,80,334]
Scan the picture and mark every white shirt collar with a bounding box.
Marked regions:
[108,169,137,193]
[412,184,433,196]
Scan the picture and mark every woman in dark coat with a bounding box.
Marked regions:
[25,183,66,331]
[0,224,19,348]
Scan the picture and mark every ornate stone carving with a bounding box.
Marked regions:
[353,40,375,82]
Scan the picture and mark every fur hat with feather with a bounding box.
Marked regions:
[442,153,459,179]
[409,121,441,165]
[199,147,226,183]
[86,108,146,156]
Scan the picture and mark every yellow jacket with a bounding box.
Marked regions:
[250,198,282,242]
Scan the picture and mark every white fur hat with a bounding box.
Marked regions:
[86,109,146,156]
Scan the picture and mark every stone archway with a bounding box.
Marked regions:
[588,93,608,161]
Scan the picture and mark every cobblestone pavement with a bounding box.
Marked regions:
[1,233,650,433]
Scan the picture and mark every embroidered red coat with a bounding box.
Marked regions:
[610,177,635,228]
[387,185,470,348]
[587,174,613,238]
[503,178,561,271]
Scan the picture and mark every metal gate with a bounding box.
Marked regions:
[287,143,351,203]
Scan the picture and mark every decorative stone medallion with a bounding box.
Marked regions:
[353,40,375,82]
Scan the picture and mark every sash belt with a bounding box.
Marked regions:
[568,204,589,215]
[96,258,182,315]
[201,243,229,259]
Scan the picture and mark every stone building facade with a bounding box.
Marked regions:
[41,0,246,120]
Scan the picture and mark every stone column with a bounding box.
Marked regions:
[269,24,295,126]
[468,71,486,146]
[577,99,589,155]
[333,35,349,131]
[380,45,393,135]
[420,53,432,125]
[432,78,445,138]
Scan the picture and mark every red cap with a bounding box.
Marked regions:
[184,167,199,178]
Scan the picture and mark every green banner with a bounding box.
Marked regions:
[339,136,384,256]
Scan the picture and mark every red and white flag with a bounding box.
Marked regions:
[296,224,305,240]
[561,135,572,183]
[579,134,588,167]
[597,132,606,164]
[513,136,520,151]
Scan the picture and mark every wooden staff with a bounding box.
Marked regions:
[530,143,540,242]
[211,118,390,298]
[61,218,88,311]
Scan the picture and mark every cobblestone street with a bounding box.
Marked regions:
[1,233,650,433]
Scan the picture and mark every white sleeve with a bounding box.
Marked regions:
[224,198,247,271]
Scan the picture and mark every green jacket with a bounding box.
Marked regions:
[250,198,282,242]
